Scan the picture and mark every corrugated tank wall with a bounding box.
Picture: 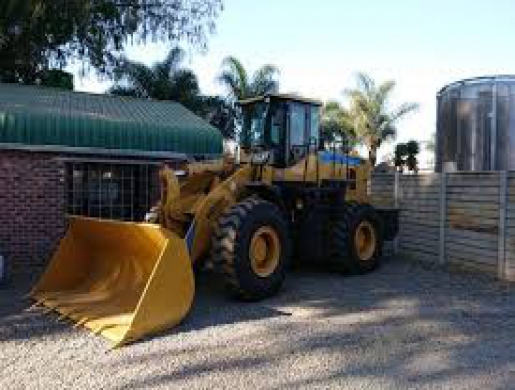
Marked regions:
[436,76,515,172]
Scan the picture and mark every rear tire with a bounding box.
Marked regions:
[211,197,291,300]
[330,203,383,274]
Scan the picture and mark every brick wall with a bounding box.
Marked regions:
[0,150,66,275]
[0,149,183,278]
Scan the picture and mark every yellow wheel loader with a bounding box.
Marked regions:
[31,94,399,347]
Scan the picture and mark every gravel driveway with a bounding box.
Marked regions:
[1,258,514,389]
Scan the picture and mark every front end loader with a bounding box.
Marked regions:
[31,94,398,347]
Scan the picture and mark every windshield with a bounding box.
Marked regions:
[242,102,268,148]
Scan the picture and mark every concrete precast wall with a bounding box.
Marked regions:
[370,172,515,282]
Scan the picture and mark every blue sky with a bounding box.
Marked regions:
[74,0,515,163]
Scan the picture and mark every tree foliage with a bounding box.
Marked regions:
[217,56,280,101]
[198,96,237,139]
[110,47,236,138]
[394,143,408,172]
[39,69,74,90]
[216,56,280,139]
[110,47,200,107]
[405,140,420,172]
[320,101,357,151]
[394,140,420,173]
[345,72,418,166]
[0,0,223,84]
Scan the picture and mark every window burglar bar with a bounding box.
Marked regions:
[65,162,159,222]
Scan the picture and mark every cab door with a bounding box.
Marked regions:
[287,102,312,166]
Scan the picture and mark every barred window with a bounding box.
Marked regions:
[66,162,159,221]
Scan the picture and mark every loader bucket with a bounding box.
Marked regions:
[30,217,195,347]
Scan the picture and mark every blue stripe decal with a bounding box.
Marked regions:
[318,151,362,166]
[185,221,196,255]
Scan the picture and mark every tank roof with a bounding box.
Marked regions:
[438,75,515,96]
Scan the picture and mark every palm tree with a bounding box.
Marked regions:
[345,72,418,166]
[320,101,357,151]
[110,47,201,112]
[217,56,280,101]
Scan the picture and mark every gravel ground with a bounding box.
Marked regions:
[1,258,514,389]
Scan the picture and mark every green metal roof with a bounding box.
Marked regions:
[0,83,223,157]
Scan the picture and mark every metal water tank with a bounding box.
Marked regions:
[436,76,515,172]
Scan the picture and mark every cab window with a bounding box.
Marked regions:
[290,103,307,147]
[270,105,285,146]
[241,102,267,147]
[310,106,320,146]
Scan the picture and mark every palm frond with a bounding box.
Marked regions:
[376,80,395,107]
[250,77,279,96]
[355,72,375,99]
[161,47,185,73]
[171,69,200,101]
[114,59,156,98]
[323,100,343,112]
[250,64,280,95]
[217,71,242,100]
[218,56,249,99]
[390,102,419,121]
[110,46,203,110]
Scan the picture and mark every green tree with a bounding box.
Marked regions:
[405,140,420,173]
[217,56,280,101]
[320,101,357,151]
[346,72,418,166]
[394,140,420,173]
[39,69,74,90]
[394,142,408,172]
[110,47,236,138]
[198,95,237,139]
[110,47,201,110]
[0,0,223,84]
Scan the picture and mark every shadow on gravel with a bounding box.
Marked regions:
[112,259,515,390]
[132,272,291,345]
[0,270,72,343]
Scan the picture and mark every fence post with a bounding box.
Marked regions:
[498,171,508,280]
[393,171,400,255]
[438,172,447,265]
[394,171,400,209]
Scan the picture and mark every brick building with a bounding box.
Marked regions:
[0,84,222,275]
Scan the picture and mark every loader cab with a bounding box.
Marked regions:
[238,94,322,168]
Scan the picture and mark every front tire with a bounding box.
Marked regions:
[211,197,291,300]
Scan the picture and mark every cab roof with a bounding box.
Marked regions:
[238,93,322,107]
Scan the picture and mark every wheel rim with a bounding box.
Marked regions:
[249,226,281,277]
[354,221,377,261]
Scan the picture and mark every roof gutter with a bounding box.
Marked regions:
[0,142,205,161]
